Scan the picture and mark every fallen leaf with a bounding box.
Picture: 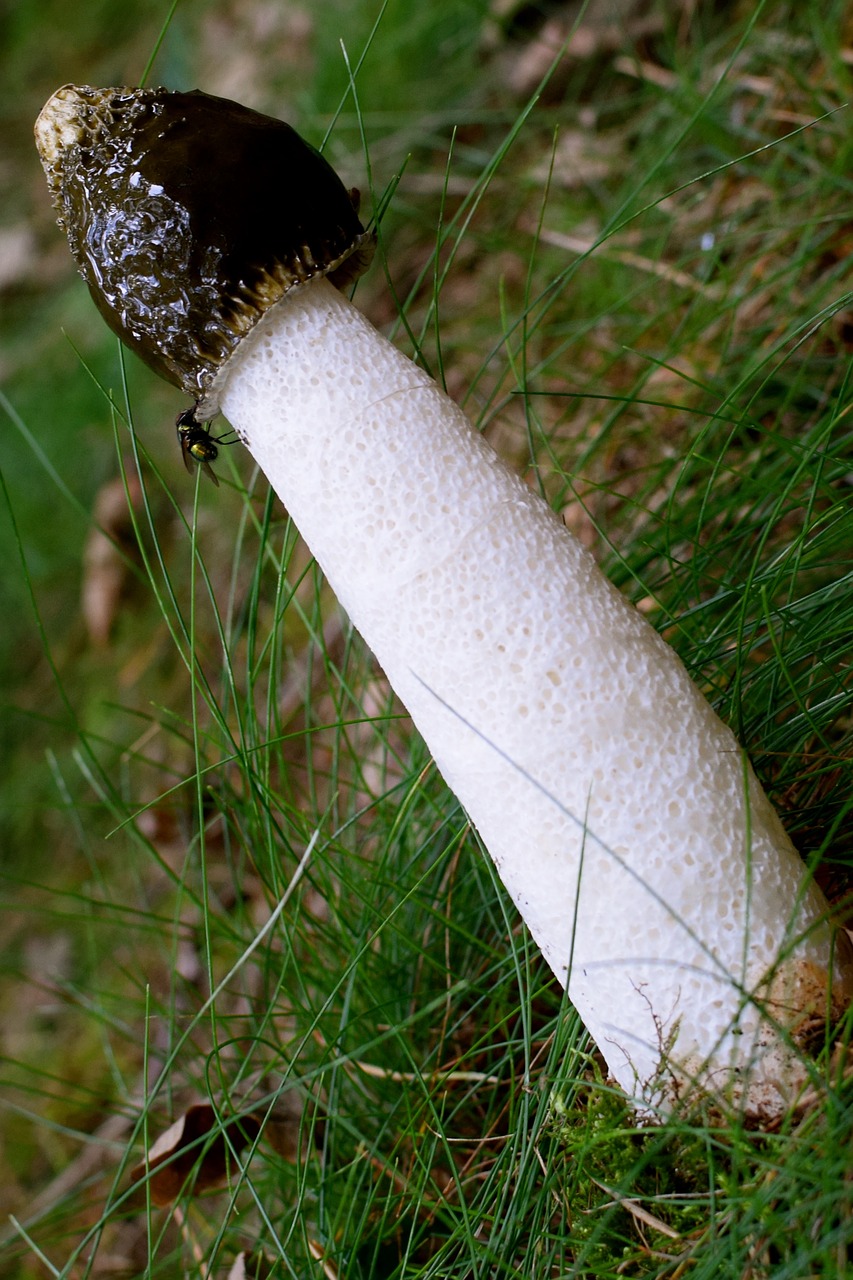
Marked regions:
[227,1250,278,1280]
[130,1103,261,1206]
[0,224,37,289]
[82,474,143,646]
[263,1090,309,1163]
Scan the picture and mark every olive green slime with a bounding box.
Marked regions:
[34,85,375,419]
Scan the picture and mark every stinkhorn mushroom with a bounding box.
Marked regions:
[35,84,852,1120]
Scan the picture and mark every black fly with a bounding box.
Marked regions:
[176,407,237,486]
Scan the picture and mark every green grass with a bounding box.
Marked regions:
[2,0,853,1275]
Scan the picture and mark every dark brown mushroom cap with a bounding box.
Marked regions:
[35,85,375,418]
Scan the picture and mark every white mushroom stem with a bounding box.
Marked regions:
[219,274,850,1119]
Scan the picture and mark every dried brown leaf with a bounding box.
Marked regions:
[130,1103,261,1206]
[227,1250,278,1280]
[82,474,143,646]
[0,224,37,289]
[263,1090,307,1163]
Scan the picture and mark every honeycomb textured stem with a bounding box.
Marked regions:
[220,276,852,1119]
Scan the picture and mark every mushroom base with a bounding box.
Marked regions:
[219,276,852,1120]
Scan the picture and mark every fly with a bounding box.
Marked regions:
[176,407,237,486]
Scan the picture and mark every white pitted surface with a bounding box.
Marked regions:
[221,276,845,1114]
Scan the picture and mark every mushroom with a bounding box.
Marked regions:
[35,84,853,1120]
